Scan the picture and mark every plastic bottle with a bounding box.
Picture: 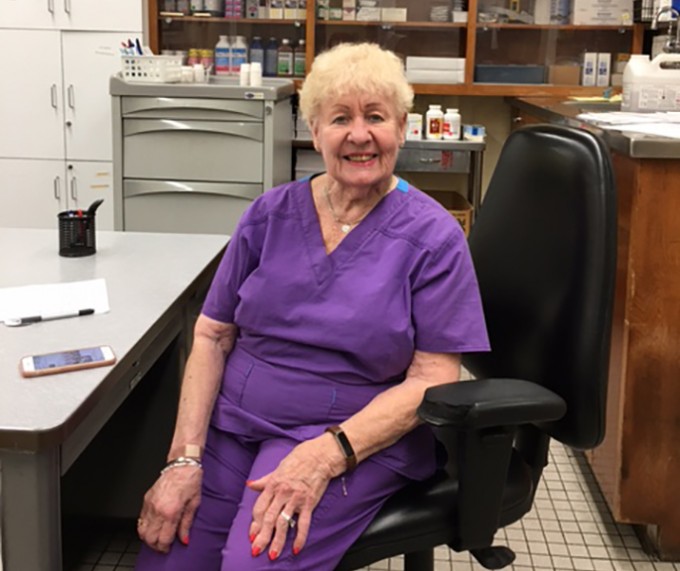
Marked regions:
[293,39,306,77]
[622,53,680,111]
[214,35,231,75]
[425,104,444,140]
[230,35,248,75]
[277,38,294,76]
[203,0,223,14]
[264,37,279,77]
[443,108,461,140]
[250,61,263,87]
[249,36,265,68]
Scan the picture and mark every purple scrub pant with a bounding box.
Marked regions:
[134,425,409,571]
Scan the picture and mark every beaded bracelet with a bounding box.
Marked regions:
[160,456,203,475]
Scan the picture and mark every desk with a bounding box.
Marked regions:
[0,229,228,571]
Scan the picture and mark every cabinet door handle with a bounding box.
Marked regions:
[512,116,523,123]
[64,0,71,13]
[47,0,55,13]
[419,157,441,164]
[70,176,78,200]
[67,85,75,109]
[54,176,61,199]
[50,84,58,109]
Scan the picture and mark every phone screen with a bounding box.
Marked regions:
[33,347,106,371]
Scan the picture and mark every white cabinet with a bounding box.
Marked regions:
[0,159,66,229]
[63,32,135,161]
[0,30,65,160]
[67,161,115,230]
[0,2,141,229]
[59,0,143,31]
[0,0,142,31]
[0,0,60,29]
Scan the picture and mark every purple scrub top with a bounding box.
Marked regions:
[202,176,490,481]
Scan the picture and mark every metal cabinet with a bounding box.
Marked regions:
[111,78,295,236]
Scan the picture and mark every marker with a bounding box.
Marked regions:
[4,308,95,327]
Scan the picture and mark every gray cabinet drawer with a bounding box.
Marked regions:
[121,97,263,121]
[123,179,262,235]
[123,119,263,182]
[396,149,471,173]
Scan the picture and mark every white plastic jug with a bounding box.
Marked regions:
[621,53,680,112]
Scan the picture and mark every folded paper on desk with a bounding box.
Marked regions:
[0,279,110,324]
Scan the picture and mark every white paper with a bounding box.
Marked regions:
[0,279,110,323]
[599,122,680,139]
[577,111,680,125]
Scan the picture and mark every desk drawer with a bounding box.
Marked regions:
[123,119,263,182]
[121,97,263,121]
[396,149,470,173]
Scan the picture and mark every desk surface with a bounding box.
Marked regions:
[0,229,228,450]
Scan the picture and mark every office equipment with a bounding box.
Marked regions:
[336,124,616,571]
[110,77,294,235]
[0,228,227,571]
[19,345,116,378]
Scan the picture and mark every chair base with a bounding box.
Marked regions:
[470,546,516,570]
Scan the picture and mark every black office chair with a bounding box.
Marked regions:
[336,124,617,571]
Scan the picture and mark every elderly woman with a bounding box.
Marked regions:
[135,42,489,571]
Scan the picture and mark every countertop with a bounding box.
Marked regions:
[509,97,680,159]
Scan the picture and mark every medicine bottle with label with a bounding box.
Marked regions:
[214,35,231,75]
[425,104,444,140]
[443,108,461,140]
[277,38,294,76]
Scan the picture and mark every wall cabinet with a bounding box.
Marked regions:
[0,1,141,229]
[148,0,643,96]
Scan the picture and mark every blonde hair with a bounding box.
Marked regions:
[298,43,413,126]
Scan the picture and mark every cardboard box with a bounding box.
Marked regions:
[571,0,633,24]
[405,69,465,84]
[596,52,611,86]
[548,64,581,85]
[581,52,597,86]
[381,7,407,20]
[406,56,465,71]
[447,193,473,237]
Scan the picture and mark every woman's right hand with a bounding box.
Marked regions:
[137,466,203,553]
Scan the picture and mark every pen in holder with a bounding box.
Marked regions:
[58,199,104,257]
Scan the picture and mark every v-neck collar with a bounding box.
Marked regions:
[296,175,410,284]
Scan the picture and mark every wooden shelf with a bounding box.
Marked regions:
[159,14,305,25]
[411,83,620,96]
[476,22,636,30]
[316,20,467,28]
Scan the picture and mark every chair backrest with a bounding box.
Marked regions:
[463,124,617,450]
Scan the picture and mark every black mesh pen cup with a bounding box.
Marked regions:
[58,210,96,257]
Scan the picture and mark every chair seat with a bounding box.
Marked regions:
[336,450,534,571]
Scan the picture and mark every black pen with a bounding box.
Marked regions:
[4,308,95,327]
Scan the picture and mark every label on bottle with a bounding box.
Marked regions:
[429,118,441,134]
[231,47,247,74]
[278,52,293,76]
[215,47,230,74]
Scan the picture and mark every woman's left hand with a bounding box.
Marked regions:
[247,435,341,560]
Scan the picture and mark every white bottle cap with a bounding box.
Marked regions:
[446,108,458,113]
[193,63,206,83]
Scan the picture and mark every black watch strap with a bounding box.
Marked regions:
[325,425,357,471]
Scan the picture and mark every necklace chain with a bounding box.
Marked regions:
[323,185,369,234]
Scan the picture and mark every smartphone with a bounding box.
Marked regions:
[19,346,116,378]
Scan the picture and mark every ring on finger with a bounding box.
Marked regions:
[280,511,296,529]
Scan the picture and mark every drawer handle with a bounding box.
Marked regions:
[54,176,61,199]
[419,157,442,164]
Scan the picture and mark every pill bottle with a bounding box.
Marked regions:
[425,104,443,140]
[405,113,423,140]
[443,108,461,140]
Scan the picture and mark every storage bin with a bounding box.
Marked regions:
[474,65,546,84]
[121,55,182,83]
[447,192,473,236]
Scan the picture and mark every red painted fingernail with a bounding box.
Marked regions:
[293,546,301,556]
[251,546,261,557]
[181,535,189,546]
[249,533,255,543]
[269,550,278,561]
[246,480,254,486]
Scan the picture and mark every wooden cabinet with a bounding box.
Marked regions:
[147,0,643,96]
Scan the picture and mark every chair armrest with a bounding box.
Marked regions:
[415,379,566,553]
[418,378,566,430]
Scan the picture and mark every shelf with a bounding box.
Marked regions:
[316,20,468,28]
[475,22,635,30]
[411,83,621,96]
[159,14,305,25]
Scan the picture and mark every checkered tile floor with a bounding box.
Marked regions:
[65,441,680,571]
